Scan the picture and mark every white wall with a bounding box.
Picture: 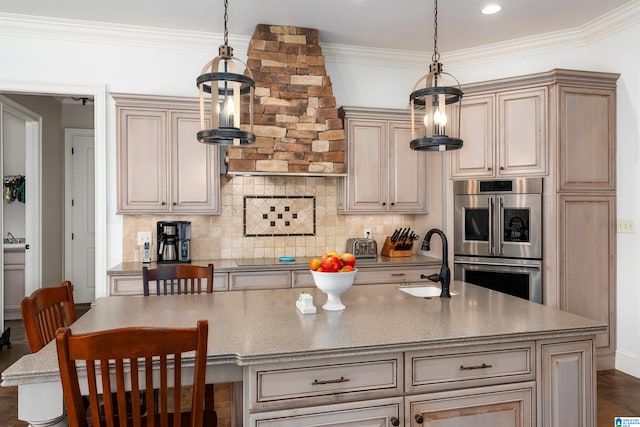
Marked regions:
[1,14,639,376]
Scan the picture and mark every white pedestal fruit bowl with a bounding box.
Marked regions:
[310,269,357,311]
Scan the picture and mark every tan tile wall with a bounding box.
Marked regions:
[122,175,417,262]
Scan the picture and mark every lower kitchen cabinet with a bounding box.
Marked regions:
[109,271,228,295]
[406,382,535,427]
[3,248,25,320]
[538,339,594,427]
[249,397,403,427]
[294,265,440,288]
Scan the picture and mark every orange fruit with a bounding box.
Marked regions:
[309,258,322,271]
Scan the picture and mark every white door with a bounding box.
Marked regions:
[64,129,95,303]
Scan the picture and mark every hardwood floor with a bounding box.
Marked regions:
[0,317,639,426]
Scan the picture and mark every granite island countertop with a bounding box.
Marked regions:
[107,254,443,275]
[2,281,605,386]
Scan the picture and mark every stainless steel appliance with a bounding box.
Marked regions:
[345,238,377,259]
[157,221,191,264]
[453,178,542,303]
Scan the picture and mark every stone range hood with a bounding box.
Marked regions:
[225,24,346,176]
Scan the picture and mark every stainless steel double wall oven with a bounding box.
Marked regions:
[453,178,543,303]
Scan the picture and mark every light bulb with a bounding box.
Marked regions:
[434,109,447,126]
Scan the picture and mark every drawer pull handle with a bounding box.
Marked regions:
[390,416,400,426]
[390,273,406,277]
[311,376,350,385]
[460,363,493,371]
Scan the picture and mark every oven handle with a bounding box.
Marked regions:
[455,260,541,270]
[497,196,504,256]
[488,196,494,255]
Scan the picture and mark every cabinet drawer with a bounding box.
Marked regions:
[354,266,439,285]
[109,272,228,296]
[247,354,402,411]
[230,270,291,290]
[407,342,534,393]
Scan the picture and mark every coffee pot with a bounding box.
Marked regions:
[157,221,191,263]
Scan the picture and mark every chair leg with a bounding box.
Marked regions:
[204,384,216,411]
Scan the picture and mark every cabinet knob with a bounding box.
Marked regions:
[390,202,395,206]
[500,166,505,170]
[390,416,400,426]
[161,202,166,205]
[382,202,386,206]
[415,414,424,424]
[172,202,177,206]
[487,167,492,171]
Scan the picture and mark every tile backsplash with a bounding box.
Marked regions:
[122,175,418,262]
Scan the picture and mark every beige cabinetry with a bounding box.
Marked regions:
[544,71,618,369]
[109,271,228,296]
[538,339,595,427]
[246,336,594,427]
[3,248,25,320]
[338,107,427,214]
[407,382,535,427]
[450,87,547,178]
[114,94,219,214]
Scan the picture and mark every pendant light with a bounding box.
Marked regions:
[196,0,255,145]
[410,0,463,151]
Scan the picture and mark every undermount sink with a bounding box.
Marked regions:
[399,286,458,298]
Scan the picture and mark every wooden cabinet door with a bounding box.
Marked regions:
[170,111,219,213]
[558,86,616,191]
[497,87,547,176]
[346,119,388,212]
[388,121,427,213]
[251,398,402,427]
[558,195,616,365]
[539,339,595,427]
[408,382,534,427]
[117,108,168,213]
[450,94,495,178]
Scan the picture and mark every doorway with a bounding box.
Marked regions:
[0,81,107,329]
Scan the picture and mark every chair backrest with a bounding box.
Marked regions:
[21,280,77,352]
[56,320,209,427]
[142,264,214,296]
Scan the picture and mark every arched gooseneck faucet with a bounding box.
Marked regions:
[420,228,451,298]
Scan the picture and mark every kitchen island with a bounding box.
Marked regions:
[2,281,604,427]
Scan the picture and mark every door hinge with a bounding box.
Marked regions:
[72,233,74,240]
[71,147,75,155]
[71,199,75,206]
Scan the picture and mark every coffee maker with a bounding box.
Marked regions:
[157,221,191,264]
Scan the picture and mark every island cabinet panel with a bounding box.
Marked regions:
[406,342,535,394]
[114,94,220,214]
[250,397,403,427]
[538,339,595,427]
[338,107,428,214]
[293,265,440,288]
[245,354,403,413]
[108,272,228,295]
[406,382,535,427]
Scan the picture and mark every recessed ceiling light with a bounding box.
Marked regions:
[481,4,502,15]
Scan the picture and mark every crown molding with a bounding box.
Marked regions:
[2,1,640,69]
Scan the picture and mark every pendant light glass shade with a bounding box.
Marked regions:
[196,1,255,145]
[410,0,463,152]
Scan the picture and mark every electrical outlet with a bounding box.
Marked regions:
[363,228,372,239]
[137,231,152,245]
[617,219,636,234]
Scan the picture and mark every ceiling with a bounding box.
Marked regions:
[0,0,633,52]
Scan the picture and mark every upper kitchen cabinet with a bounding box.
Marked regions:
[338,107,427,214]
[450,87,548,179]
[114,94,220,214]
[557,85,616,192]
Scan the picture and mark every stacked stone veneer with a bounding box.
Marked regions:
[227,24,346,174]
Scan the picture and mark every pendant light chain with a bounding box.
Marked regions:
[432,0,440,63]
[223,0,229,46]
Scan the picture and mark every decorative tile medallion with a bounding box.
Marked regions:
[243,196,316,237]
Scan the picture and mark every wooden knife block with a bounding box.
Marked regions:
[381,236,413,257]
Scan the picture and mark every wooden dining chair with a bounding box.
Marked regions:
[20,280,77,352]
[56,320,216,427]
[143,264,214,296]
